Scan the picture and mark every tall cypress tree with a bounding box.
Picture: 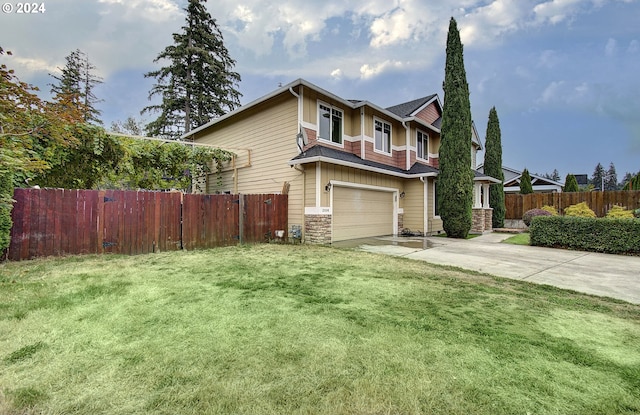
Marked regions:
[437,17,473,238]
[143,0,242,138]
[483,107,505,228]
[50,49,103,124]
[520,169,533,194]
[563,174,579,192]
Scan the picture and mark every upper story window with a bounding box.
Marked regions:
[417,130,428,160]
[374,118,391,154]
[318,103,343,144]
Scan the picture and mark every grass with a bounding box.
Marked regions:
[502,232,531,245]
[1,244,639,415]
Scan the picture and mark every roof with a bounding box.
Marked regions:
[183,78,443,139]
[289,144,438,178]
[290,144,499,182]
[476,165,564,187]
[386,95,438,117]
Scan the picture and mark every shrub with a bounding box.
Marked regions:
[606,205,635,219]
[523,208,552,227]
[540,205,558,216]
[530,216,640,255]
[564,202,596,218]
[0,171,14,253]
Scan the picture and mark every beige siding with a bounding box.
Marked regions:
[402,179,426,232]
[194,94,303,228]
[427,178,444,233]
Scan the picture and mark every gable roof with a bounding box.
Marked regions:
[386,95,438,118]
[183,78,444,139]
[476,165,565,187]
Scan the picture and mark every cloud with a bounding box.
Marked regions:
[360,60,405,79]
[605,38,617,57]
[532,0,584,25]
[628,40,639,54]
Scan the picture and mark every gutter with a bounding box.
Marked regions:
[287,156,438,180]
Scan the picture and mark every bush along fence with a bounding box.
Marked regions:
[505,191,640,220]
[7,188,288,261]
[530,216,640,256]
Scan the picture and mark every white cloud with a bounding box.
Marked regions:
[605,38,617,57]
[533,0,583,25]
[97,0,180,22]
[628,40,639,54]
[330,68,343,80]
[370,8,416,48]
[360,60,405,79]
[538,80,565,104]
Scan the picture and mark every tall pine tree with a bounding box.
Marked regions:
[563,174,579,192]
[143,0,241,138]
[591,162,605,191]
[605,162,618,191]
[520,169,533,194]
[483,107,505,228]
[50,49,103,124]
[437,17,473,238]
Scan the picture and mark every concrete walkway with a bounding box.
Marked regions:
[335,233,640,305]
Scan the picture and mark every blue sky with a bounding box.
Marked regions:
[1,0,639,180]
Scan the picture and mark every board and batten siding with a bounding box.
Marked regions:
[193,94,304,229]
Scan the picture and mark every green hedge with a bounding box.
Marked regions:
[530,216,640,255]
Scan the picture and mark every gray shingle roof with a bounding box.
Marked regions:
[290,145,439,176]
[385,95,437,118]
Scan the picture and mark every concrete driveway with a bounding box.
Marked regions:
[333,233,640,305]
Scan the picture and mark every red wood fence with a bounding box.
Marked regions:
[505,190,640,219]
[8,189,288,261]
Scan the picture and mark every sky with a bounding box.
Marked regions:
[1,0,639,181]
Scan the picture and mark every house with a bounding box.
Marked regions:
[476,165,564,193]
[184,79,499,243]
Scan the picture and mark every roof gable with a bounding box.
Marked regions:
[386,95,438,118]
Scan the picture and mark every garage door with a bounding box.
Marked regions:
[332,187,394,242]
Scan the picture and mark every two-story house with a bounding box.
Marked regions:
[184,79,498,243]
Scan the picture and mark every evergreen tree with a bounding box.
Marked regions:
[483,107,505,228]
[520,168,533,194]
[437,17,473,238]
[551,169,560,182]
[605,162,618,191]
[110,116,145,136]
[563,173,579,192]
[591,162,605,190]
[142,0,241,138]
[50,49,103,124]
[622,172,640,190]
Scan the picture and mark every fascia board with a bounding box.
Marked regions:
[287,156,438,179]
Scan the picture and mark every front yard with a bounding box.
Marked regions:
[1,244,639,414]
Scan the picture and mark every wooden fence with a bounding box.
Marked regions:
[8,189,288,261]
[505,190,640,219]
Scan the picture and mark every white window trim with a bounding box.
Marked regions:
[416,129,429,161]
[373,117,392,156]
[317,101,344,148]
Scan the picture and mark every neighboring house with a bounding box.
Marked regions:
[184,79,499,243]
[573,174,589,187]
[476,165,564,193]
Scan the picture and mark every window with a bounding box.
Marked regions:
[417,130,428,160]
[374,119,391,153]
[318,103,343,144]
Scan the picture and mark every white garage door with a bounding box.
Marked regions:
[332,187,394,242]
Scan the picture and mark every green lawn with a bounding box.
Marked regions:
[501,232,531,245]
[1,244,639,415]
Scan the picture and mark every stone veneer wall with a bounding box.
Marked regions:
[304,214,332,244]
[484,208,493,231]
[397,213,404,235]
[471,208,494,234]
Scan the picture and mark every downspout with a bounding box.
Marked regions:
[293,164,306,242]
[402,121,410,171]
[289,86,303,152]
[360,107,365,160]
[420,177,429,235]
[289,86,305,241]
